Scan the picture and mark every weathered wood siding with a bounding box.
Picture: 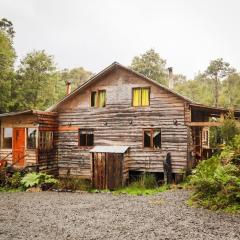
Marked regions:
[38,113,58,175]
[57,67,189,179]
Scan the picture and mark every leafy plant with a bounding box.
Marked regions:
[21,172,58,189]
[188,135,240,212]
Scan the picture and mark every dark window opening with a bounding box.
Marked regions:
[2,128,12,149]
[144,131,151,147]
[91,91,97,107]
[79,129,94,147]
[143,129,161,149]
[27,128,37,149]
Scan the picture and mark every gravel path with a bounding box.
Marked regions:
[0,190,239,240]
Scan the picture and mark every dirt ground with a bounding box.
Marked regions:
[0,190,239,240]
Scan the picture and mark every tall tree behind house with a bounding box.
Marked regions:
[0,18,16,113]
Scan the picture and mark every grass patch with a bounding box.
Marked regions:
[114,184,170,196]
[0,187,23,192]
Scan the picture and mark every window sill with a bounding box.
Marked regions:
[143,147,162,151]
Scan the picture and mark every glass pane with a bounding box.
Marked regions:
[141,88,150,106]
[80,133,87,146]
[91,92,97,107]
[98,90,106,107]
[132,88,141,106]
[27,128,37,149]
[87,134,94,146]
[3,128,12,148]
[144,131,151,147]
[153,130,161,148]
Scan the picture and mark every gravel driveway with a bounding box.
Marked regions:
[0,190,239,240]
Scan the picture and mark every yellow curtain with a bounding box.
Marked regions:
[98,90,106,107]
[133,88,141,106]
[141,88,149,106]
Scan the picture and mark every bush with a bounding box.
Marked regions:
[188,135,240,212]
[21,172,58,190]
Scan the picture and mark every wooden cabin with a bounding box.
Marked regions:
[1,62,240,189]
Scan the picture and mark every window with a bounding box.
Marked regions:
[2,128,12,149]
[202,129,209,146]
[27,128,37,149]
[132,87,150,107]
[79,129,94,147]
[91,91,97,107]
[39,131,53,150]
[143,129,161,149]
[91,90,106,107]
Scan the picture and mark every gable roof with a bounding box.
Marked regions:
[0,109,57,118]
[47,62,195,111]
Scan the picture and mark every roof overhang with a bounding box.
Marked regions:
[0,110,57,118]
[90,146,129,154]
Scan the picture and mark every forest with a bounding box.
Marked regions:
[1,17,240,113]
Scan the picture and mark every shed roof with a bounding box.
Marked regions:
[89,146,129,153]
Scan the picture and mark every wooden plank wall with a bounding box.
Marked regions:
[38,113,58,175]
[56,68,189,179]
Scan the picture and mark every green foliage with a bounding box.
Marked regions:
[8,172,22,188]
[58,177,91,191]
[115,183,170,196]
[115,173,170,195]
[131,49,167,85]
[188,135,240,212]
[0,29,16,113]
[209,113,240,148]
[21,172,58,188]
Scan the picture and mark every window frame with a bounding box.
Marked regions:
[2,128,13,149]
[132,87,150,107]
[142,128,161,149]
[78,129,94,148]
[90,89,106,108]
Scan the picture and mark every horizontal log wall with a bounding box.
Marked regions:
[57,68,189,179]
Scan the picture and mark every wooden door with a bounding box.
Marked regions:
[92,153,106,189]
[92,152,123,190]
[13,128,25,167]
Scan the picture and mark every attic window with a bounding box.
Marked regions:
[91,90,106,107]
[143,129,161,149]
[132,87,150,107]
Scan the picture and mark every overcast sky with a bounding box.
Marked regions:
[1,0,240,78]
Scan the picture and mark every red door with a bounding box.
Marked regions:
[13,128,25,167]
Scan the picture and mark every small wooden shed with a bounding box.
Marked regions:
[90,146,129,189]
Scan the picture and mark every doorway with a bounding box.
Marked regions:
[13,128,25,167]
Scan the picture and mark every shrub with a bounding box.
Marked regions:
[21,172,58,190]
[140,173,158,189]
[8,172,22,188]
[188,135,240,212]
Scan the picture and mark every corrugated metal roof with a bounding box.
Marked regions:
[89,146,129,153]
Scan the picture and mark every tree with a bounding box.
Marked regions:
[0,18,15,39]
[60,67,92,91]
[220,73,240,108]
[130,49,167,85]
[15,50,61,110]
[174,73,213,105]
[0,18,16,113]
[205,58,234,107]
